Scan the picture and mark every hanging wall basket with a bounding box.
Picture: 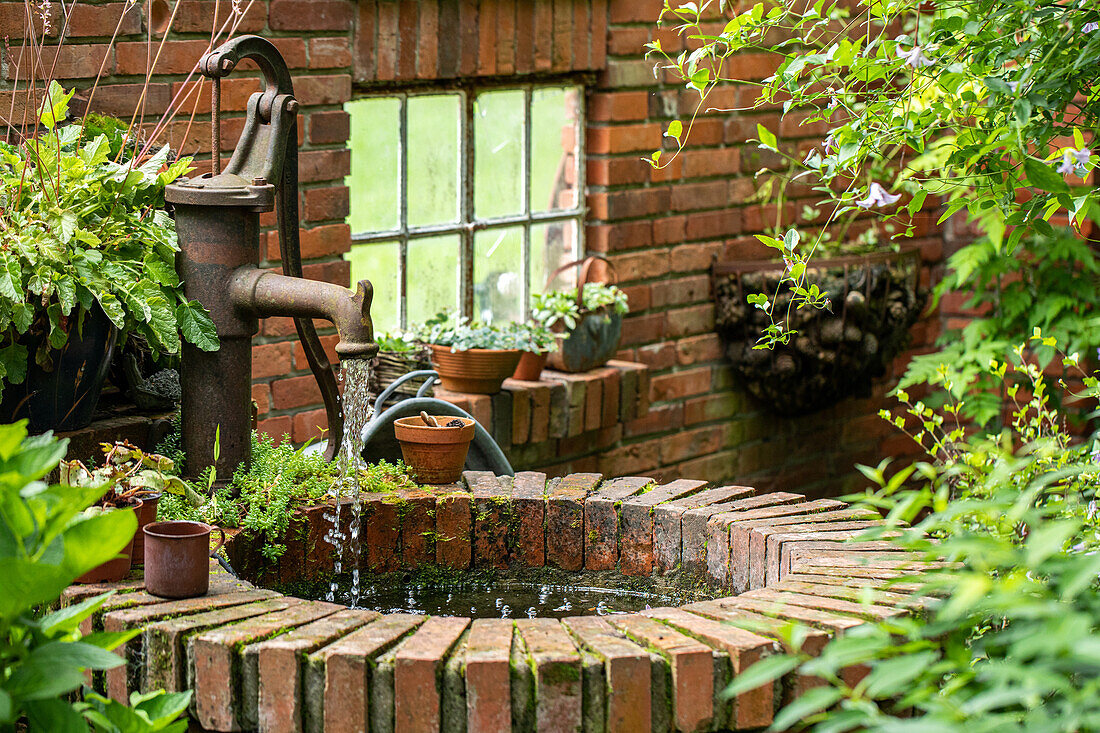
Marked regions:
[713,247,926,415]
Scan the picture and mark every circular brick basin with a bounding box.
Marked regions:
[66,471,932,733]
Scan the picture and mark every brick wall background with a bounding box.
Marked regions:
[1,0,947,497]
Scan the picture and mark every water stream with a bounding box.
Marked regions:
[324,358,373,604]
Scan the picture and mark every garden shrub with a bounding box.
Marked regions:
[725,338,1100,730]
[0,421,190,732]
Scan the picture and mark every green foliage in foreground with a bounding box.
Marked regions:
[900,228,1100,426]
[0,421,190,732]
[725,342,1100,731]
[159,431,422,561]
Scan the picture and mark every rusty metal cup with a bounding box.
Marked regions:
[143,521,226,599]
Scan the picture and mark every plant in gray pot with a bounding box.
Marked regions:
[532,258,629,373]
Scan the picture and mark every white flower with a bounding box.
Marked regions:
[897,44,934,68]
[1084,21,1099,33]
[857,182,901,209]
[1007,81,1019,93]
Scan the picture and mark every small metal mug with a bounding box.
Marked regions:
[143,520,226,599]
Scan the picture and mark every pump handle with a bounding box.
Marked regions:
[199,35,347,461]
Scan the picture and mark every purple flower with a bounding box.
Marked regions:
[1084,21,1099,33]
[1007,81,1019,93]
[897,45,934,68]
[823,134,836,152]
[857,182,901,209]
[1057,147,1092,176]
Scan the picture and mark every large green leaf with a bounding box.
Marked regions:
[1023,157,1069,194]
[23,699,86,733]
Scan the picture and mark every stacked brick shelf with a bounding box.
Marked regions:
[67,472,933,733]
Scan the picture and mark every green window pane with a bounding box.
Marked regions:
[474,227,524,324]
[407,235,460,326]
[346,241,400,333]
[531,219,579,295]
[474,89,525,219]
[407,94,461,227]
[531,87,581,213]
[346,97,400,235]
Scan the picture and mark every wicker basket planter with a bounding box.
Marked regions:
[713,248,926,414]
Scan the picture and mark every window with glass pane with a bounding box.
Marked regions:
[344,84,584,332]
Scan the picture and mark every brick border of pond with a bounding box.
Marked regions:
[64,472,935,732]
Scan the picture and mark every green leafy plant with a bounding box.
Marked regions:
[723,338,1100,730]
[61,440,205,509]
[414,314,528,352]
[0,421,191,731]
[375,330,422,353]
[0,82,217,390]
[530,283,630,331]
[159,431,422,561]
[898,227,1100,426]
[650,0,1100,349]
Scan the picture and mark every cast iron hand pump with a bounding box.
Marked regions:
[166,36,377,484]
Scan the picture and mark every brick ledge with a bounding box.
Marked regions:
[430,360,650,451]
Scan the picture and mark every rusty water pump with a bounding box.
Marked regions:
[166,36,377,484]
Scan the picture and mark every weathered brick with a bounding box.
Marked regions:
[435,488,473,570]
[308,614,425,733]
[467,471,513,569]
[394,616,470,732]
[517,619,582,732]
[547,473,601,570]
[562,616,652,732]
[611,615,714,732]
[643,608,776,730]
[251,609,378,733]
[191,602,340,730]
[512,471,548,567]
[104,590,275,703]
[464,619,514,732]
[584,476,652,571]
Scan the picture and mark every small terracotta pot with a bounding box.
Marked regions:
[429,345,522,394]
[143,520,226,599]
[512,351,549,382]
[394,415,475,484]
[75,499,142,584]
[131,492,161,566]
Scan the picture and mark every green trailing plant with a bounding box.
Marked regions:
[722,337,1100,730]
[650,0,1100,350]
[530,283,630,331]
[0,421,191,732]
[0,82,217,391]
[898,227,1100,426]
[159,431,422,561]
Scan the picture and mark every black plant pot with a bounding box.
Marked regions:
[0,306,118,432]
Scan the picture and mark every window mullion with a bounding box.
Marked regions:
[398,94,409,330]
[460,89,475,320]
[522,86,533,316]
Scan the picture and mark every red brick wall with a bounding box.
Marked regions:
[2,0,945,497]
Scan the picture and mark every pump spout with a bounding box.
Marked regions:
[228,268,379,360]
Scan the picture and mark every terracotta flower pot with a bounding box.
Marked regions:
[429,345,522,394]
[394,415,475,484]
[131,492,161,566]
[143,520,226,599]
[75,498,142,584]
[512,351,549,381]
